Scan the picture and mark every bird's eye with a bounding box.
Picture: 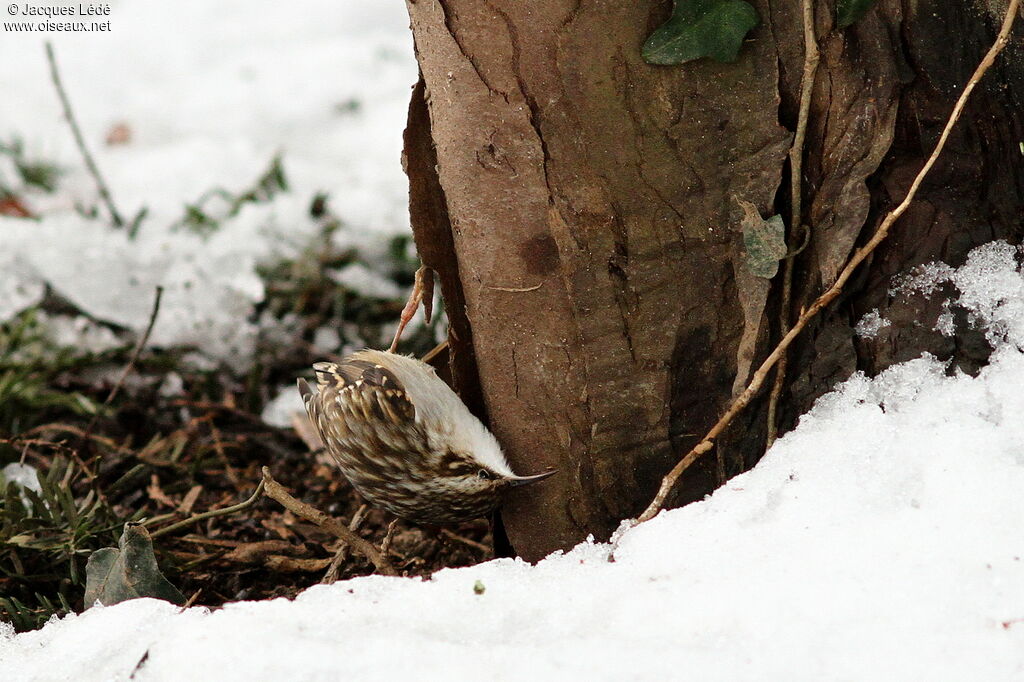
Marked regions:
[477,469,492,480]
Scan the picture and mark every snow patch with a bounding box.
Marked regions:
[1,463,41,493]
[5,240,1024,679]
[260,387,305,429]
[0,0,418,367]
[328,262,404,300]
[854,308,891,338]
[890,261,957,297]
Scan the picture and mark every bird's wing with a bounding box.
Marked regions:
[311,359,416,422]
[299,360,425,473]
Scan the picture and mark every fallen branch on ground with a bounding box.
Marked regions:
[77,286,163,466]
[261,466,397,576]
[321,504,368,585]
[149,480,266,540]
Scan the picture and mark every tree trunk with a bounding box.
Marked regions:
[403,0,1024,561]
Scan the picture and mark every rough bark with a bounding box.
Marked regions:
[779,1,1024,421]
[403,0,1024,560]
[402,78,485,414]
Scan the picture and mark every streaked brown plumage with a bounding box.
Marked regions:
[297,349,554,525]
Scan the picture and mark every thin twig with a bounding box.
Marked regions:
[180,588,203,610]
[106,286,163,408]
[380,518,399,558]
[638,0,1021,523]
[150,480,265,539]
[767,0,820,448]
[421,339,449,364]
[261,467,397,576]
[321,504,368,584]
[78,284,161,432]
[44,42,125,228]
[440,528,492,555]
[77,286,163,459]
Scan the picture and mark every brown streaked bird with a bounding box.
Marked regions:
[297,349,555,525]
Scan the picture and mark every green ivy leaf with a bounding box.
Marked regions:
[643,0,760,65]
[84,523,184,608]
[837,0,878,28]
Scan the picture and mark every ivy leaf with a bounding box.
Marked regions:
[737,199,787,279]
[84,523,184,608]
[837,0,878,28]
[643,0,760,65]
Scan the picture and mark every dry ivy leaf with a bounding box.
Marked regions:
[737,198,787,279]
[731,197,775,395]
[84,524,184,608]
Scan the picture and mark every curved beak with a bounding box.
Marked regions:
[506,469,557,488]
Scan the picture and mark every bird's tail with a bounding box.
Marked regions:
[296,377,314,405]
[312,361,344,387]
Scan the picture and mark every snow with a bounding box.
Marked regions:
[328,261,405,301]
[0,0,418,366]
[0,463,41,493]
[890,261,957,297]
[5,243,1024,679]
[260,385,305,429]
[5,1,1024,678]
[936,300,957,337]
[34,311,124,355]
[853,308,891,337]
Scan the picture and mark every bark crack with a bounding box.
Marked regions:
[487,1,556,203]
[440,3,510,102]
[617,50,691,225]
[608,204,638,363]
[511,343,521,398]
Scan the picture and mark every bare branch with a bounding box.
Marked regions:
[77,285,163,462]
[104,285,163,409]
[638,0,1021,524]
[440,528,492,555]
[767,0,820,447]
[421,339,449,364]
[150,480,265,539]
[45,42,125,228]
[261,467,398,576]
[380,518,399,558]
[321,504,368,585]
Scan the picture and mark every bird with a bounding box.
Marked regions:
[297,349,555,525]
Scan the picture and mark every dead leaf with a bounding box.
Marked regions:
[84,524,185,608]
[178,485,202,514]
[146,474,176,508]
[105,122,132,146]
[731,197,774,395]
[808,33,900,286]
[0,195,32,218]
[737,198,786,279]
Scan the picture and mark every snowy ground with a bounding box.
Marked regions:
[0,0,418,366]
[5,3,1024,680]
[4,243,1024,679]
